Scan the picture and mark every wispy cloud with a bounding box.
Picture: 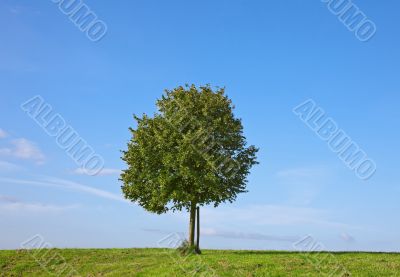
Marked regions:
[11,139,45,163]
[73,168,121,176]
[276,167,329,180]
[276,166,332,205]
[145,204,359,239]
[201,228,299,242]
[45,177,128,203]
[0,177,128,204]
[0,138,45,164]
[0,129,8,139]
[0,60,39,73]
[143,228,299,242]
[0,160,22,172]
[340,232,355,243]
[0,195,19,203]
[8,4,41,16]
[0,195,78,213]
[201,204,357,230]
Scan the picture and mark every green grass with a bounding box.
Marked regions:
[1,248,400,276]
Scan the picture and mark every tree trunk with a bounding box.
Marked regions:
[196,206,201,253]
[188,203,196,247]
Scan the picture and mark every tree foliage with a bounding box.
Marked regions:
[120,85,258,214]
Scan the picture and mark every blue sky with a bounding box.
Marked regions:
[1,0,399,251]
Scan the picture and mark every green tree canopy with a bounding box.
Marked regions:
[121,85,258,249]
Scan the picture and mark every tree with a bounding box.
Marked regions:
[120,85,258,253]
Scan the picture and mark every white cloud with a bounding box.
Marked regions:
[0,195,78,213]
[340,232,355,243]
[201,228,299,242]
[0,148,12,155]
[45,177,128,203]
[73,168,121,176]
[0,202,77,213]
[8,5,41,16]
[276,167,330,180]
[0,177,129,204]
[0,129,8,138]
[276,166,331,205]
[0,195,19,203]
[11,139,45,162]
[0,160,22,172]
[201,204,357,230]
[143,227,299,242]
[0,138,45,164]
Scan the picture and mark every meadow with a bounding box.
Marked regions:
[1,248,400,276]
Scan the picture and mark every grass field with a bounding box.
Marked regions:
[1,248,400,276]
